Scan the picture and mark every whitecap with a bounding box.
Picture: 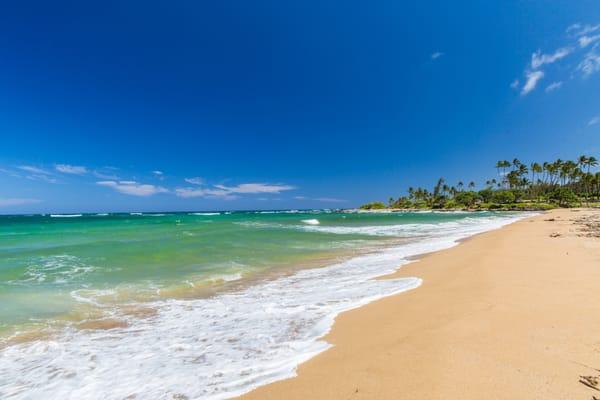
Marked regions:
[189,212,221,216]
[50,214,82,218]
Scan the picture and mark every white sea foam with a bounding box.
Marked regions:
[189,212,221,216]
[95,213,109,216]
[297,215,522,237]
[0,213,529,400]
[7,255,95,286]
[49,214,82,218]
[301,219,320,225]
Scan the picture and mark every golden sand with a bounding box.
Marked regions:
[241,209,600,399]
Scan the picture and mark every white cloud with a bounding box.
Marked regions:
[15,165,58,183]
[184,177,204,185]
[93,170,120,180]
[569,23,600,37]
[18,165,51,175]
[521,70,544,95]
[55,164,87,175]
[97,181,168,196]
[545,81,563,92]
[214,183,295,194]
[176,182,294,200]
[175,187,236,200]
[431,52,444,60]
[567,23,582,34]
[589,116,600,126]
[510,79,520,90]
[579,34,600,48]
[530,47,572,69]
[578,46,600,77]
[152,170,165,180]
[0,198,41,207]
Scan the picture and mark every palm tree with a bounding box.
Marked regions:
[542,162,550,184]
[577,155,588,170]
[530,162,543,200]
[495,161,504,179]
[586,156,598,173]
[512,158,521,171]
[457,181,464,192]
[530,162,542,183]
[468,181,475,190]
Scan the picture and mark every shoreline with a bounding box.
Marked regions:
[240,208,600,399]
[0,212,527,399]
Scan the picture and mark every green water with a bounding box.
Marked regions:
[0,210,503,333]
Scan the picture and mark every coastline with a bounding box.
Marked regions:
[0,211,528,399]
[240,208,600,399]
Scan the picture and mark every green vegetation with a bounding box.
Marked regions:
[361,155,600,211]
[359,201,388,210]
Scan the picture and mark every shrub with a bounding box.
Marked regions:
[548,188,579,207]
[478,188,494,203]
[454,191,479,207]
[359,201,388,210]
[491,190,516,204]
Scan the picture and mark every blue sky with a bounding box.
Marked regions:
[1,1,599,213]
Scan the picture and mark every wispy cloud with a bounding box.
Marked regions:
[578,45,600,77]
[55,164,87,175]
[516,22,600,94]
[568,23,600,37]
[530,47,572,69]
[545,81,563,93]
[97,181,168,196]
[175,187,236,200]
[579,34,600,48]
[0,198,41,207]
[589,116,600,126]
[431,52,444,60]
[184,177,204,185]
[17,165,58,183]
[510,79,520,90]
[18,165,51,175]
[214,183,295,194]
[93,170,120,180]
[152,170,165,181]
[521,70,544,95]
[176,182,295,200]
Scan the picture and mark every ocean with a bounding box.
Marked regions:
[0,210,527,399]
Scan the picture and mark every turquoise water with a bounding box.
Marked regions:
[0,210,489,330]
[0,210,526,399]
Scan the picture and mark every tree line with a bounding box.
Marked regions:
[361,155,599,210]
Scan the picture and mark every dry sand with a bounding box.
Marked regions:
[240,209,600,400]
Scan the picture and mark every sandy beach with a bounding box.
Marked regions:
[241,208,600,400]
